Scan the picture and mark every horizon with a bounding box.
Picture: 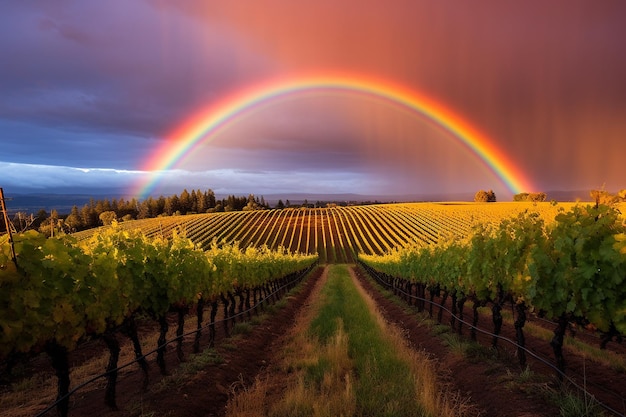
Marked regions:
[2,187,600,217]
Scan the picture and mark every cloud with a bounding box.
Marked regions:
[0,161,393,198]
[144,168,388,196]
[0,1,275,142]
[1,1,625,197]
[0,162,141,192]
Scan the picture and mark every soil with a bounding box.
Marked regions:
[353,266,626,417]
[59,268,325,417]
[352,267,559,417]
[4,264,626,417]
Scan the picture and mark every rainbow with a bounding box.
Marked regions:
[135,74,534,197]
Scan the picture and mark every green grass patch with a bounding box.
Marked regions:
[232,322,253,336]
[544,386,607,417]
[307,264,430,417]
[497,309,626,374]
[150,348,223,392]
[250,314,267,325]
[360,266,612,417]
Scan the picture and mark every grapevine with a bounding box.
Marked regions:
[0,222,316,416]
[361,203,626,375]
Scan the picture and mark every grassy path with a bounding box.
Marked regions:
[227,265,464,417]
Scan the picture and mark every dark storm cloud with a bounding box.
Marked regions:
[0,1,274,145]
[1,0,625,197]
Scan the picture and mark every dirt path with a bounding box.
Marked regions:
[225,264,561,417]
[226,264,478,417]
[224,265,334,416]
[355,265,626,417]
[85,264,558,416]
[351,265,562,417]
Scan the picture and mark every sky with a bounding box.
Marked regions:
[1,0,625,201]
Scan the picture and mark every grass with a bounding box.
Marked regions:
[544,386,607,417]
[270,320,356,417]
[309,267,405,415]
[151,348,224,393]
[498,365,550,396]
[362,268,613,417]
[232,322,254,336]
[226,265,468,417]
[493,307,626,373]
[0,373,56,417]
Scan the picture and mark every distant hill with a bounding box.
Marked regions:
[2,191,477,214]
[544,189,593,202]
[259,192,475,205]
[253,190,595,206]
[3,193,124,215]
[1,189,593,215]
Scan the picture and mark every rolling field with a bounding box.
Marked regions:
[73,201,578,263]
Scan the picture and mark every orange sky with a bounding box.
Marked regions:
[2,1,625,198]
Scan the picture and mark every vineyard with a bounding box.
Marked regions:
[359,202,626,416]
[2,200,626,416]
[73,202,576,263]
[360,203,626,344]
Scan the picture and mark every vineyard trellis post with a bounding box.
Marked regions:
[0,187,17,266]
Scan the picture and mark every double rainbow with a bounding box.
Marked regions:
[135,74,534,198]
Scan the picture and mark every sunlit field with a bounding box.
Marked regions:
[73,201,587,263]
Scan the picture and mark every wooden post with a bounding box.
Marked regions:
[0,187,17,265]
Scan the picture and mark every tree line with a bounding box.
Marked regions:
[1,188,389,237]
[31,189,270,236]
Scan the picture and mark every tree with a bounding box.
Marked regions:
[164,195,180,215]
[99,211,117,226]
[276,199,285,209]
[189,189,198,213]
[206,189,216,209]
[179,189,191,214]
[65,206,83,231]
[155,196,166,216]
[243,194,260,211]
[137,197,152,219]
[32,209,48,230]
[474,189,496,202]
[514,192,547,202]
[590,189,619,207]
[81,199,98,228]
[529,192,547,202]
[39,210,60,237]
[192,189,202,213]
[11,212,36,233]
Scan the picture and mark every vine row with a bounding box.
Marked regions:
[0,223,317,416]
[360,203,626,376]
